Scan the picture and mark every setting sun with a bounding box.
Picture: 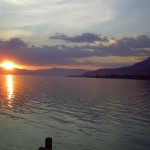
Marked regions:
[0,62,18,70]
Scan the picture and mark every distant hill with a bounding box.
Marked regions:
[81,57,150,79]
[0,67,89,76]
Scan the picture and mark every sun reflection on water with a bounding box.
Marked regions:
[6,75,14,108]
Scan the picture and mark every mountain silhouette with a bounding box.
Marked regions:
[81,57,150,79]
[0,67,89,76]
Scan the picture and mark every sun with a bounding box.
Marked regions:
[0,62,18,70]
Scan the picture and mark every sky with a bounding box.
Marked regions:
[0,0,150,70]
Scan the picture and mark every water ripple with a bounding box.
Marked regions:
[0,76,150,150]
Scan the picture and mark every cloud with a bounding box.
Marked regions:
[0,38,27,49]
[0,29,33,40]
[0,35,150,68]
[0,0,115,40]
[50,33,108,43]
[116,35,150,48]
[1,0,150,44]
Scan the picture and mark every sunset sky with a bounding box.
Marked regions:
[0,0,150,70]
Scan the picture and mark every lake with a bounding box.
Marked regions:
[0,75,150,150]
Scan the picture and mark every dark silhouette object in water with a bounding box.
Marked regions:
[39,137,52,150]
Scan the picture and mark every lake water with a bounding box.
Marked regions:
[0,75,150,150]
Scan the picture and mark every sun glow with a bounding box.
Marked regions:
[0,61,18,70]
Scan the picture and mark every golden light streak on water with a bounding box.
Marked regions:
[6,75,14,108]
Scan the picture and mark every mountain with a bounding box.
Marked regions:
[81,57,150,79]
[0,67,89,76]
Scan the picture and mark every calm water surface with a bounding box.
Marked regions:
[0,75,150,150]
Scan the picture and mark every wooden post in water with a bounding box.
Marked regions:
[39,147,45,150]
[39,137,52,150]
[45,137,52,150]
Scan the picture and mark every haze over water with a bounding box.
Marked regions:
[0,75,150,150]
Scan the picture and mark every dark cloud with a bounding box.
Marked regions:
[50,33,108,43]
[0,38,27,49]
[0,35,150,67]
[116,35,150,48]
